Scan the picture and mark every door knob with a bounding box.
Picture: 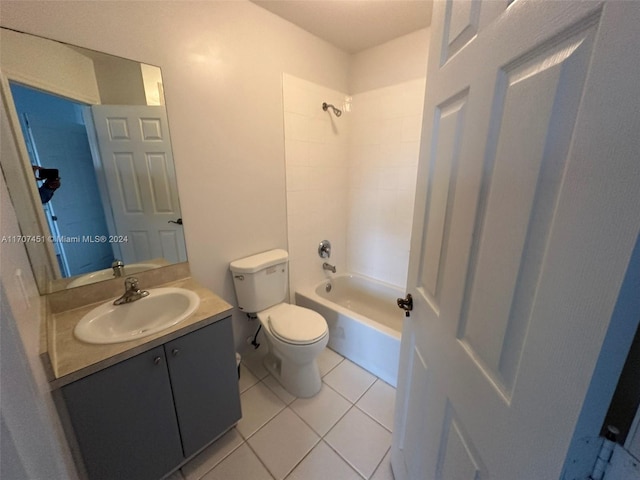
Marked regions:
[168,218,183,225]
[397,294,413,317]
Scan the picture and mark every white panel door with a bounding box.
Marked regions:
[91,105,186,264]
[392,2,640,479]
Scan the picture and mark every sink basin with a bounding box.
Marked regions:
[74,287,200,344]
[66,263,160,288]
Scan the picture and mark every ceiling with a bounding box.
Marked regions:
[250,0,433,54]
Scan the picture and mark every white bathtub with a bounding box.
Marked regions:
[295,274,404,387]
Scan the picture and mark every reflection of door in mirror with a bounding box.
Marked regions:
[89,105,187,265]
[10,82,113,277]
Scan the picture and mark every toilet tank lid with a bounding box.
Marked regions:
[230,249,288,274]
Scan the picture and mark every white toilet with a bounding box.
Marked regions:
[230,249,328,398]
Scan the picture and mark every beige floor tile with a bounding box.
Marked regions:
[182,428,243,480]
[237,382,285,439]
[325,407,392,479]
[248,408,320,480]
[286,441,362,480]
[356,379,395,431]
[290,383,351,436]
[202,444,273,480]
[324,359,376,403]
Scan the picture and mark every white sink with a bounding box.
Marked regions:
[66,263,159,288]
[74,287,200,344]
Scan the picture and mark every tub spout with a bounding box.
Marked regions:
[323,262,336,273]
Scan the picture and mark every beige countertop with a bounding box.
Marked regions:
[45,276,233,389]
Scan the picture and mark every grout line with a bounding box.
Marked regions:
[319,353,345,378]
[353,403,393,434]
[243,438,277,480]
[287,383,352,438]
[368,445,392,480]
[287,438,366,480]
[279,435,322,480]
[184,429,246,480]
[240,401,287,442]
[322,410,369,480]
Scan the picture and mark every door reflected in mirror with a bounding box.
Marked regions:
[0,28,187,293]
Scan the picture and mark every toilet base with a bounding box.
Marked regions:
[263,350,323,398]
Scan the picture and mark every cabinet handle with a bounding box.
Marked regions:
[153,356,162,365]
[171,348,180,357]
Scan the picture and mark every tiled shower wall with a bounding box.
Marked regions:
[283,74,425,294]
[282,74,350,299]
[347,79,425,287]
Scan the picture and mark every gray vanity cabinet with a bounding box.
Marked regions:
[60,317,241,480]
[61,346,183,480]
[164,317,242,457]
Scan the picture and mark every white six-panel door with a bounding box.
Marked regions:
[392,1,640,479]
[91,105,186,265]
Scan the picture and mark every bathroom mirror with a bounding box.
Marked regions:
[0,28,187,293]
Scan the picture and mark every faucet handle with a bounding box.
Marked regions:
[112,259,124,268]
[124,276,139,290]
[318,240,332,258]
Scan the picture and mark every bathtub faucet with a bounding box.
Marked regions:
[323,262,337,273]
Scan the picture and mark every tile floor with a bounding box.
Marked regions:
[170,347,396,480]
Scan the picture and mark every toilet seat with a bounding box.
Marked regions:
[263,303,328,345]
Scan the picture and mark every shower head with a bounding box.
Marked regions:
[322,102,342,117]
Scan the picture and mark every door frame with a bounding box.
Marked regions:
[0,72,61,285]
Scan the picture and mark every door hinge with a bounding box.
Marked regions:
[590,426,619,480]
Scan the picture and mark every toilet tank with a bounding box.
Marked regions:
[230,249,288,313]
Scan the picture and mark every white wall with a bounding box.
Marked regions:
[282,74,349,296]
[350,28,430,94]
[0,28,100,104]
[0,172,77,478]
[0,1,350,351]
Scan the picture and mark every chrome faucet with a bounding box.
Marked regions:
[111,259,125,277]
[323,262,336,273]
[113,277,149,305]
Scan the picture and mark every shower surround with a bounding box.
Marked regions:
[283,73,425,294]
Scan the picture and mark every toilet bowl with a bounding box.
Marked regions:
[258,303,328,397]
[230,249,329,398]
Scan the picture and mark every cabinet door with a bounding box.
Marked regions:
[165,318,242,457]
[61,347,183,480]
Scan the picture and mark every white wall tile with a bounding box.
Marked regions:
[346,78,425,289]
[283,75,349,297]
[284,73,424,292]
